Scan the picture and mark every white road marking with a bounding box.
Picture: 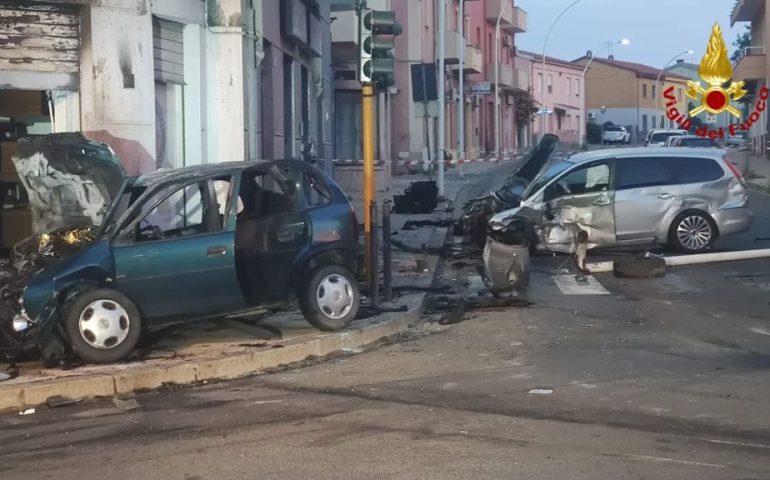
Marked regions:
[618,453,727,469]
[553,275,610,295]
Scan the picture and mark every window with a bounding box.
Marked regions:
[678,88,683,101]
[476,27,481,48]
[239,167,298,219]
[615,157,675,190]
[672,157,725,183]
[301,172,331,207]
[642,115,648,132]
[487,33,492,63]
[652,85,656,99]
[547,162,610,199]
[575,78,580,96]
[547,74,553,93]
[642,84,648,98]
[537,73,543,92]
[214,177,243,226]
[137,182,210,241]
[566,78,572,95]
[652,116,657,129]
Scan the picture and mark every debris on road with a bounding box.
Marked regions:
[19,408,35,415]
[392,181,438,214]
[528,388,554,395]
[112,397,141,412]
[427,296,532,314]
[401,219,452,230]
[45,395,84,408]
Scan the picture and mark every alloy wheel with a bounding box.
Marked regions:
[676,215,713,251]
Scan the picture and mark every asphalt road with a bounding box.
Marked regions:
[2,152,770,479]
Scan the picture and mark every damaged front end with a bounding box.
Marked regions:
[458,134,559,246]
[1,134,125,360]
[481,216,532,293]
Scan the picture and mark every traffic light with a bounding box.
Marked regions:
[359,9,402,87]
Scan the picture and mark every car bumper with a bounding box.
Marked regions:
[482,238,530,291]
[714,207,753,237]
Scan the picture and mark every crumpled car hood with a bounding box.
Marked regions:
[13,133,126,235]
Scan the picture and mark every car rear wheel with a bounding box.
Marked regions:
[64,289,142,363]
[300,265,360,331]
[669,211,717,253]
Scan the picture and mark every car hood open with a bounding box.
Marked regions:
[13,133,127,235]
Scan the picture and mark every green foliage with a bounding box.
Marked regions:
[731,25,751,62]
[514,90,540,126]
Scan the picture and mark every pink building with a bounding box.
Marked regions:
[522,51,585,145]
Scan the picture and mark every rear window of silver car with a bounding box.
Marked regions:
[615,156,724,190]
[651,132,685,143]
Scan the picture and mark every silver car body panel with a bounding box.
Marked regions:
[492,147,752,252]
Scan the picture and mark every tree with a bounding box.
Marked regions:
[513,90,540,126]
[731,25,751,62]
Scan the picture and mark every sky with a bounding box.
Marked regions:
[515,0,746,69]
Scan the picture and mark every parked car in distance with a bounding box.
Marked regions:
[489,147,752,256]
[11,134,363,363]
[603,125,630,145]
[726,132,748,148]
[645,129,688,147]
[666,135,718,148]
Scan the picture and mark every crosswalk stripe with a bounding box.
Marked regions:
[553,275,610,295]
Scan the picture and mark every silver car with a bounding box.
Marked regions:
[489,147,753,253]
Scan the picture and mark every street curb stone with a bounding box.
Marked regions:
[0,292,428,412]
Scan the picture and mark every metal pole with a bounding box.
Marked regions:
[494,3,504,162]
[437,0,446,197]
[541,0,583,138]
[362,83,375,273]
[457,0,465,169]
[382,200,392,302]
[369,200,379,308]
[656,49,692,124]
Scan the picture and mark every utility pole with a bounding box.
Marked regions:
[437,0,446,197]
[494,3,505,162]
[457,0,465,170]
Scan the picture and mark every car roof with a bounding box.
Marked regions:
[648,129,688,134]
[132,159,296,187]
[676,135,712,140]
[563,147,726,165]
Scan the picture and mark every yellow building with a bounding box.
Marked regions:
[573,56,690,142]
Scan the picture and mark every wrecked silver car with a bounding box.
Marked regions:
[488,147,753,255]
[459,134,559,247]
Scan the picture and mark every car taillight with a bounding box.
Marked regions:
[723,156,746,185]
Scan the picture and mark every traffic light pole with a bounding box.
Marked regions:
[362,82,375,275]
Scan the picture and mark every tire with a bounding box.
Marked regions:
[669,210,717,253]
[64,289,142,363]
[613,257,666,279]
[299,265,360,331]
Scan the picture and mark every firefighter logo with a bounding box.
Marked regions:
[686,23,747,118]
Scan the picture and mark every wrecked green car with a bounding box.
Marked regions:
[3,134,363,364]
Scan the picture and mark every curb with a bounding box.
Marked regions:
[0,294,427,412]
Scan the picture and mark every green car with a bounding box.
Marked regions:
[8,134,363,363]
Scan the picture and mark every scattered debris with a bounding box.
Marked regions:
[392,181,438,214]
[427,296,532,314]
[0,372,10,382]
[451,261,473,269]
[341,348,363,354]
[528,388,554,395]
[112,396,141,412]
[19,408,35,415]
[45,395,84,408]
[401,219,452,230]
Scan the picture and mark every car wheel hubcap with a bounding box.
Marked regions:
[677,216,712,251]
[79,300,130,349]
[317,274,354,320]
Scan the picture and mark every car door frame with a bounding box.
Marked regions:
[109,174,246,322]
[539,159,617,251]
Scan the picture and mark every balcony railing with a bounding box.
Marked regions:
[733,45,766,81]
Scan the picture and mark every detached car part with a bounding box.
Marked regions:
[481,217,531,292]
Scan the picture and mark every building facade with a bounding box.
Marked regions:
[732,0,769,155]
[0,0,333,174]
[574,56,689,142]
[523,51,584,145]
[329,0,526,168]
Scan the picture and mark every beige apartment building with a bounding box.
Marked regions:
[732,0,769,155]
[573,56,689,143]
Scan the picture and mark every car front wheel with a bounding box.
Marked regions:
[670,211,717,253]
[64,289,142,363]
[300,265,360,331]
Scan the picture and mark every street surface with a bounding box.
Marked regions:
[2,149,770,479]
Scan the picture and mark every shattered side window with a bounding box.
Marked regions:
[136,182,208,241]
[301,172,331,207]
[549,163,610,199]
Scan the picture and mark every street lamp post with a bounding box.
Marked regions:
[655,49,694,128]
[494,0,510,162]
[540,0,583,140]
[580,39,629,146]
